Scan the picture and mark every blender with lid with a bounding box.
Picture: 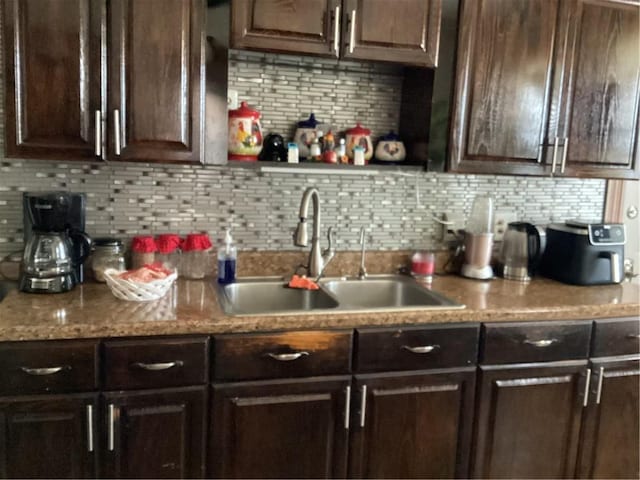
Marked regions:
[461,194,494,280]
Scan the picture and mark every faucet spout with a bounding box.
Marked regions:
[294,187,335,279]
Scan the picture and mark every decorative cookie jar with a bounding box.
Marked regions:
[228,101,263,161]
[374,131,406,163]
[345,123,373,162]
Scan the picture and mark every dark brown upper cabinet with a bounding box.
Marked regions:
[449,0,639,179]
[231,0,341,57]
[2,0,205,164]
[558,0,639,179]
[231,0,442,67]
[108,0,204,164]
[341,0,441,66]
[2,0,103,160]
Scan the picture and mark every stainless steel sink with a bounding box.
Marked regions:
[216,275,464,316]
[0,280,18,303]
[217,278,339,316]
[321,275,464,311]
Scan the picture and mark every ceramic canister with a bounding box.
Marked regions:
[293,113,322,159]
[228,101,263,161]
[345,123,373,162]
[374,131,406,162]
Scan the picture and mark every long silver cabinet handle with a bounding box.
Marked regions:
[402,345,439,354]
[333,6,340,57]
[561,137,568,173]
[359,385,367,428]
[265,352,309,361]
[114,109,121,155]
[596,366,604,404]
[523,338,558,347]
[551,136,559,175]
[20,366,68,376]
[108,404,116,451]
[626,334,640,339]
[583,369,591,407]
[131,361,183,371]
[86,405,94,452]
[344,385,351,430]
[95,110,101,157]
[348,10,356,53]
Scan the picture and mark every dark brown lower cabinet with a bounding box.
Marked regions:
[101,386,206,479]
[209,376,351,479]
[472,361,589,479]
[577,356,640,479]
[348,368,476,479]
[0,393,97,479]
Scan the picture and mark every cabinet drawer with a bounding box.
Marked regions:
[481,321,592,364]
[213,330,353,381]
[0,340,99,395]
[355,324,480,372]
[592,317,640,357]
[103,336,208,390]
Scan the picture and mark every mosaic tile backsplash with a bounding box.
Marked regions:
[0,47,605,258]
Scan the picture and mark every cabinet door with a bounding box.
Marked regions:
[102,386,206,479]
[341,0,441,67]
[210,376,351,478]
[558,0,640,179]
[348,368,476,479]
[449,0,561,175]
[472,362,588,478]
[576,357,640,479]
[0,393,97,479]
[232,0,341,57]
[2,0,103,160]
[108,0,204,163]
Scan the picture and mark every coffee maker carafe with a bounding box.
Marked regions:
[20,192,91,293]
[501,222,546,282]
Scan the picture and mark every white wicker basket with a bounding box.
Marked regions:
[103,268,177,302]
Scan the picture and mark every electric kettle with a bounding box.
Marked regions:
[501,222,546,282]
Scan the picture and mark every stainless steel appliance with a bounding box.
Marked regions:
[540,220,625,285]
[501,222,546,282]
[20,192,91,293]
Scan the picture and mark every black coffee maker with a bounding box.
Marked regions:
[20,192,91,293]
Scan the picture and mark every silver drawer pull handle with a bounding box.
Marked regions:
[131,361,183,371]
[348,10,356,53]
[333,6,340,56]
[94,110,101,157]
[524,338,558,347]
[265,352,309,361]
[344,385,351,430]
[402,345,439,354]
[596,366,605,404]
[20,366,68,376]
[114,109,121,155]
[108,404,116,451]
[626,334,640,339]
[86,404,94,452]
[359,385,367,428]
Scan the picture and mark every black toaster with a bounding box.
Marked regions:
[539,221,625,285]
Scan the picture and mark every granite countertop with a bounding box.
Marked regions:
[0,275,638,341]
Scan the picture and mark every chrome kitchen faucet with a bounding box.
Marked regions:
[294,187,336,279]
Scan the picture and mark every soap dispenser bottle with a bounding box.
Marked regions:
[218,229,237,284]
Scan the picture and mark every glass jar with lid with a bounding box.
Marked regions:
[156,234,182,274]
[182,233,212,279]
[90,238,126,282]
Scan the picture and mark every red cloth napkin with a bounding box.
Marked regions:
[131,236,157,253]
[182,233,212,252]
[156,234,182,254]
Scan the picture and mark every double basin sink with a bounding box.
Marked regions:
[216,275,464,316]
